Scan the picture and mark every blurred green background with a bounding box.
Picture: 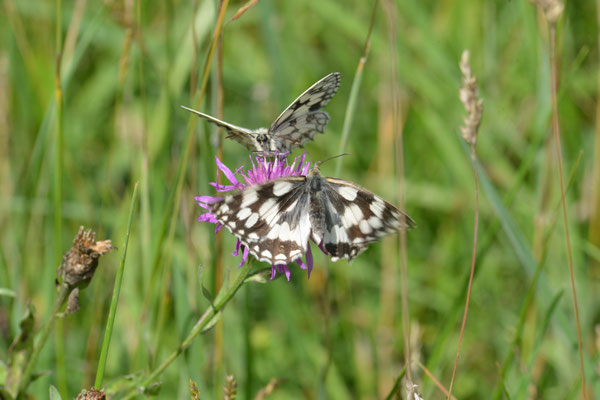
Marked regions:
[1,0,598,398]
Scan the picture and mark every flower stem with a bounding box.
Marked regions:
[19,283,71,395]
[120,259,254,399]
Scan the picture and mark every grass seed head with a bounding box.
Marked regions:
[531,0,564,24]
[224,375,237,400]
[458,50,483,146]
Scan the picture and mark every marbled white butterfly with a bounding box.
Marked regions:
[207,165,414,265]
[182,72,340,154]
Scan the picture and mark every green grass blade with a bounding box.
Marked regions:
[94,183,138,389]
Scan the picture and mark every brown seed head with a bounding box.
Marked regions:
[75,388,106,400]
[57,226,116,288]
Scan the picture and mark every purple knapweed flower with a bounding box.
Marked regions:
[195,153,315,280]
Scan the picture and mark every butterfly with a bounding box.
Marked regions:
[207,165,414,265]
[182,72,340,154]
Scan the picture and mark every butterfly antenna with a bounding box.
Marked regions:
[319,153,353,166]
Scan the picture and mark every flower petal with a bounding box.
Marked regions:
[215,156,241,187]
[198,213,218,223]
[196,195,223,209]
[232,239,242,256]
[237,246,249,269]
[305,244,313,279]
[276,264,291,281]
[209,182,239,192]
[195,195,223,204]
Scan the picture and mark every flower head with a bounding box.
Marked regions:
[195,153,313,280]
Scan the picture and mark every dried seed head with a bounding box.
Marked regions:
[254,378,286,400]
[190,379,200,400]
[66,288,81,314]
[458,50,483,146]
[224,375,237,400]
[75,388,106,400]
[406,384,424,400]
[57,227,116,288]
[531,0,564,24]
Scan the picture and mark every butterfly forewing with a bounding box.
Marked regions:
[180,106,261,151]
[183,72,340,154]
[270,72,340,132]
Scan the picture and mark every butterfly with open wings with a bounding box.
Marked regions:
[182,72,341,154]
[201,164,414,266]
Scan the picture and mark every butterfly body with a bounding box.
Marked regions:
[208,165,414,266]
[182,72,341,153]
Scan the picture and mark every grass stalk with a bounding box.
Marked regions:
[120,259,254,399]
[448,50,483,397]
[548,22,587,399]
[492,153,582,399]
[416,361,457,400]
[213,19,226,400]
[94,183,138,389]
[334,0,377,177]
[380,0,413,385]
[144,0,229,359]
[447,144,479,398]
[53,0,66,393]
[589,0,600,266]
[136,0,151,284]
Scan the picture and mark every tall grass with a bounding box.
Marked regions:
[0,0,596,398]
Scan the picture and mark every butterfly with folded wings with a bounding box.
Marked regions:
[182,72,340,154]
[204,164,414,265]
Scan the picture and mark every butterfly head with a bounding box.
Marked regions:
[308,163,322,176]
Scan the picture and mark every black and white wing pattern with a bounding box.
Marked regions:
[211,175,312,265]
[311,175,414,261]
[181,72,340,153]
[208,166,414,266]
[268,72,341,152]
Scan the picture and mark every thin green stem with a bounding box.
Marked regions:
[145,0,229,363]
[53,0,66,393]
[491,153,584,399]
[447,144,479,398]
[120,260,254,399]
[334,0,377,177]
[19,284,71,395]
[143,0,229,321]
[549,23,587,399]
[95,183,138,389]
[213,20,226,400]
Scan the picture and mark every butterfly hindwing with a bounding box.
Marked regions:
[318,177,415,261]
[268,111,330,152]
